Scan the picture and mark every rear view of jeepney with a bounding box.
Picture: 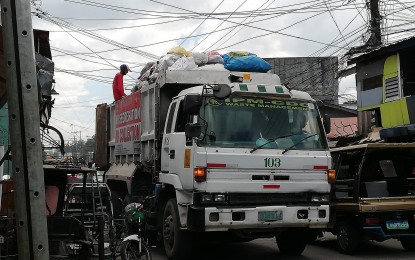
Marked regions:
[331,143,415,254]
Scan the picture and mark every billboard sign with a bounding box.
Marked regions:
[114,92,141,155]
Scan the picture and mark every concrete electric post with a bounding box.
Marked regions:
[1,0,50,259]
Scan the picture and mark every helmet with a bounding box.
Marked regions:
[120,64,131,72]
[124,203,144,223]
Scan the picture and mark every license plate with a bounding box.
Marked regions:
[258,211,282,222]
[386,220,409,230]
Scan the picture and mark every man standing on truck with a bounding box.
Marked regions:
[112,64,131,101]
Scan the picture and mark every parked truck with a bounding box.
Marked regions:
[96,68,334,259]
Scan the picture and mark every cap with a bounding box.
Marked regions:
[120,64,132,72]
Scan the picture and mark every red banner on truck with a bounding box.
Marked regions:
[114,92,141,155]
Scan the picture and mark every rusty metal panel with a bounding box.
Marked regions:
[0,28,6,106]
[95,103,108,168]
[358,110,373,135]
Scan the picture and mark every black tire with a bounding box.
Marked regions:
[336,222,360,254]
[120,239,152,260]
[162,198,192,260]
[400,237,415,251]
[276,228,308,255]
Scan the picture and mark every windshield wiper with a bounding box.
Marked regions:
[250,134,295,153]
[282,134,319,154]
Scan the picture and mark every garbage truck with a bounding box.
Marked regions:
[95,66,334,259]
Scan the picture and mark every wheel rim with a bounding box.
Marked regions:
[163,213,175,250]
[125,241,148,259]
[337,226,350,250]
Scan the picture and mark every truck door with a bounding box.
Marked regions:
[161,100,194,189]
[161,101,177,172]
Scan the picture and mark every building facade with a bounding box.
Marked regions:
[264,57,339,104]
[349,37,415,138]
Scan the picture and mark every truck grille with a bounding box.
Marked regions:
[228,193,308,206]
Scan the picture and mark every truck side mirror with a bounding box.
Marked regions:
[185,123,202,138]
[183,94,202,115]
[323,114,331,134]
[212,84,231,100]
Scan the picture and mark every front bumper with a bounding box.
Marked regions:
[188,204,329,232]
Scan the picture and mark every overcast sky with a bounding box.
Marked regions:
[8,0,414,144]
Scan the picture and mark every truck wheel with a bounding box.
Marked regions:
[162,199,192,260]
[400,237,415,251]
[336,222,360,254]
[276,228,307,255]
[120,239,152,260]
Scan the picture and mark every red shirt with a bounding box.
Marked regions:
[112,72,126,101]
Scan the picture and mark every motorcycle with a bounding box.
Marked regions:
[120,203,152,260]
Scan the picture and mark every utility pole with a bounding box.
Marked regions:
[72,130,81,141]
[366,0,382,47]
[71,131,81,161]
[346,0,382,55]
[73,136,76,158]
[1,0,49,259]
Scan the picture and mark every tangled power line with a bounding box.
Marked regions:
[30,0,415,138]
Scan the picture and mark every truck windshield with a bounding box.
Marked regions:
[198,96,328,151]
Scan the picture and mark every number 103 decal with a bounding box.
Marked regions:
[264,157,281,167]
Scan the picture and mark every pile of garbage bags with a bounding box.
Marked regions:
[133,47,271,92]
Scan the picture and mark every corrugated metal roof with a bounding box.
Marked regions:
[327,117,358,139]
[349,37,415,65]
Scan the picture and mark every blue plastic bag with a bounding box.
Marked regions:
[222,54,271,72]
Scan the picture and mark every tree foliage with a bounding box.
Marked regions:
[65,135,95,162]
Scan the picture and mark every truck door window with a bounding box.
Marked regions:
[165,102,177,134]
[175,101,190,133]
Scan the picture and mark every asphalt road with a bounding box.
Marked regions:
[148,233,414,260]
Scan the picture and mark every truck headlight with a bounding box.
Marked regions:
[202,194,213,202]
[201,193,226,203]
[311,195,329,202]
[215,194,226,202]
